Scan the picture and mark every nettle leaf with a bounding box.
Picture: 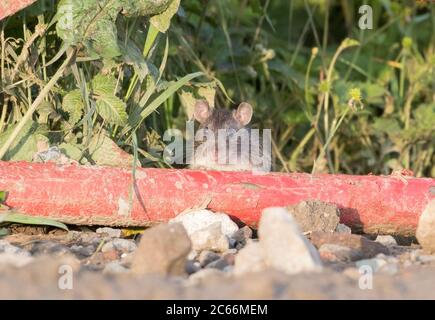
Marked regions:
[88,132,137,168]
[56,0,177,59]
[56,0,121,58]
[62,89,84,125]
[150,0,180,32]
[91,75,126,125]
[0,121,48,161]
[95,96,128,125]
[91,74,117,94]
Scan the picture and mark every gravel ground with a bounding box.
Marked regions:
[1,200,435,299]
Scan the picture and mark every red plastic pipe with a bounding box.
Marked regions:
[0,161,434,235]
[0,0,38,21]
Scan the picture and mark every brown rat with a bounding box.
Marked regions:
[189,100,270,172]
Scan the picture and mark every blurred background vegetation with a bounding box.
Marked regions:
[0,0,434,176]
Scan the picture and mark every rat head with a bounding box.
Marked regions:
[193,100,253,133]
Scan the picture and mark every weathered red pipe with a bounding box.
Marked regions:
[0,161,434,235]
[0,0,38,21]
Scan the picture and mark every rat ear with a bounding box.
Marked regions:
[193,100,211,123]
[234,102,253,126]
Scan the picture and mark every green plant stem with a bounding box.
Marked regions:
[0,50,74,160]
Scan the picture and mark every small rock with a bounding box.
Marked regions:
[335,223,352,234]
[233,242,267,276]
[186,260,201,274]
[198,250,220,267]
[188,268,225,286]
[416,199,435,253]
[101,238,137,253]
[189,222,230,252]
[230,226,253,249]
[70,244,95,257]
[375,235,397,247]
[103,261,128,274]
[310,232,389,260]
[30,241,71,256]
[259,207,322,274]
[318,244,359,262]
[205,253,236,271]
[96,227,122,238]
[131,223,191,276]
[287,200,340,233]
[170,209,239,237]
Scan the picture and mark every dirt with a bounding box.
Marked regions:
[1,223,435,299]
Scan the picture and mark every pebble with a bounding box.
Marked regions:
[131,223,191,276]
[198,250,220,267]
[96,227,122,238]
[287,200,340,233]
[416,200,435,253]
[170,209,239,237]
[259,207,323,274]
[101,238,137,253]
[335,223,352,234]
[189,222,230,253]
[375,235,397,247]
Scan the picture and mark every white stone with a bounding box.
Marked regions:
[189,222,230,252]
[375,235,397,246]
[259,207,323,274]
[416,200,435,253]
[170,209,239,237]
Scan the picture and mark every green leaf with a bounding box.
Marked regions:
[56,0,121,58]
[139,72,205,120]
[56,0,177,59]
[91,74,117,94]
[0,121,48,161]
[119,39,158,81]
[0,212,68,231]
[88,133,137,168]
[96,95,127,125]
[0,191,6,203]
[150,0,180,33]
[92,75,127,125]
[62,89,84,125]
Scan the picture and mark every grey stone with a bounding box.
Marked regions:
[335,223,352,234]
[198,250,220,267]
[96,227,122,238]
[131,223,191,276]
[101,238,137,253]
[287,200,340,233]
